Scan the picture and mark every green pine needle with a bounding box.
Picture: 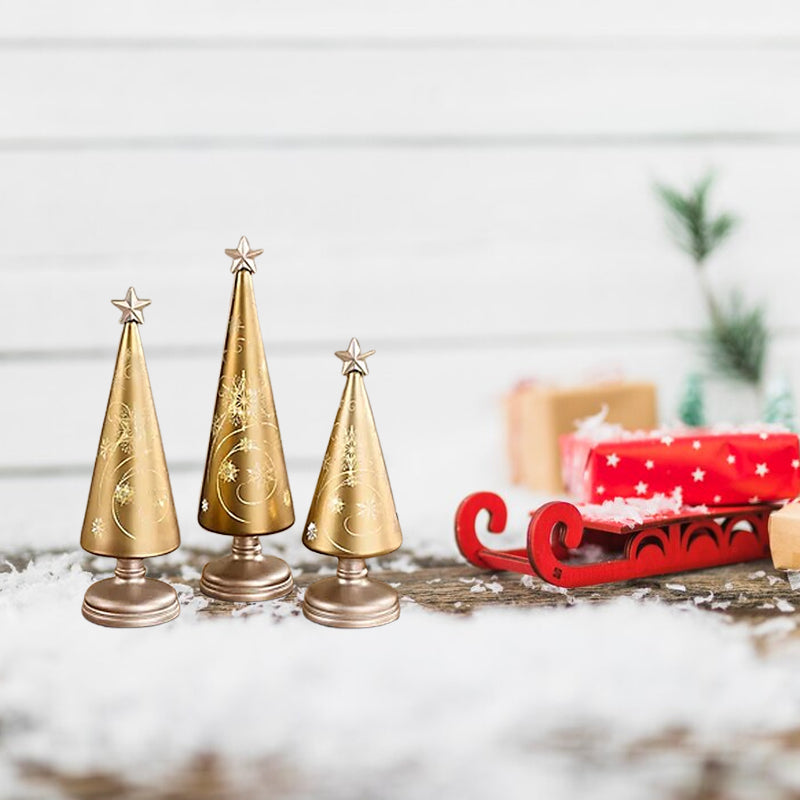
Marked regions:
[702,292,768,385]
[655,173,738,266]
[655,173,769,387]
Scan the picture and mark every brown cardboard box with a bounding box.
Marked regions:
[768,502,800,570]
[506,381,658,494]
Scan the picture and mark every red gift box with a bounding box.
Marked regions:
[561,426,800,506]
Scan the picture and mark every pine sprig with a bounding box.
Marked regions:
[655,174,738,266]
[655,173,769,387]
[702,292,768,385]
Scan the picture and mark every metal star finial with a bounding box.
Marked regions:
[111,287,151,325]
[335,338,375,376]
[225,235,263,273]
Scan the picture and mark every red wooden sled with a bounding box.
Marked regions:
[455,492,774,588]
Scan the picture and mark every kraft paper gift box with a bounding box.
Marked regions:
[506,380,658,494]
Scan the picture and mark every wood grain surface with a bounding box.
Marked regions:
[8,551,800,800]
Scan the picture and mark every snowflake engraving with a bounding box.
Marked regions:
[356,497,378,520]
[91,517,104,537]
[246,462,275,487]
[343,425,358,487]
[113,481,134,506]
[306,522,318,541]
[222,371,257,427]
[330,496,345,514]
[219,459,239,483]
[201,498,209,513]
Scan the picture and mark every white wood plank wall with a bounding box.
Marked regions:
[1,1,799,551]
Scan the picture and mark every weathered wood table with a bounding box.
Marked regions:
[6,550,800,800]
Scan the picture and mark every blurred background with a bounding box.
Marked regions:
[2,0,800,553]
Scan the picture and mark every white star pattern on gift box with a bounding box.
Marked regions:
[759,432,769,440]
[582,430,798,509]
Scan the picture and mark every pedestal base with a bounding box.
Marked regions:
[82,558,180,628]
[200,535,294,602]
[303,558,400,628]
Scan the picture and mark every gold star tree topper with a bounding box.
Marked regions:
[225,235,264,273]
[335,338,376,376]
[111,287,151,325]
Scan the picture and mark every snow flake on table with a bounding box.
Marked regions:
[606,453,620,468]
[755,462,770,477]
[691,468,706,482]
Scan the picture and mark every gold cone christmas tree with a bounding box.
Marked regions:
[80,287,181,628]
[198,236,295,602]
[302,338,402,628]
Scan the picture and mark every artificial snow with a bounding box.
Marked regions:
[3,555,800,799]
[579,488,707,528]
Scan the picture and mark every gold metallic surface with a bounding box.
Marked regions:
[225,235,263,273]
[302,557,400,628]
[80,318,180,559]
[199,535,294,602]
[302,342,401,627]
[335,337,375,376]
[198,264,294,537]
[198,242,294,602]
[82,558,180,628]
[302,347,402,558]
[111,286,151,325]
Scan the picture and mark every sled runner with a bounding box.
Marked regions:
[455,492,774,588]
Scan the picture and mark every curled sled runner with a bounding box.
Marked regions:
[455,492,773,588]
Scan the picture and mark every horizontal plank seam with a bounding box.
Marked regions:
[3,133,800,152]
[0,459,319,480]
[4,328,800,362]
[3,36,800,51]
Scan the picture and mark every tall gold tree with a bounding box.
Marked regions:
[198,236,295,602]
[302,338,402,628]
[80,287,181,627]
